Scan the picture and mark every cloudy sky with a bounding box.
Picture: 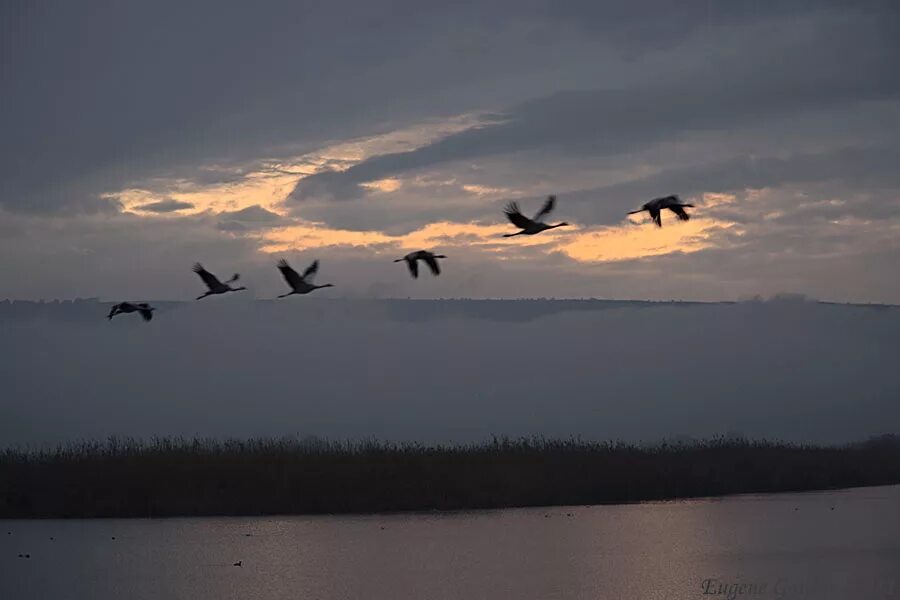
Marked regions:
[3,0,899,303]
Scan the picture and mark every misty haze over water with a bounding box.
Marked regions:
[1,297,897,447]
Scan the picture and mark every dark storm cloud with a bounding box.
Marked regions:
[5,0,896,214]
[136,199,195,213]
[0,0,602,213]
[295,140,900,234]
[552,144,900,226]
[0,0,450,213]
[216,205,284,232]
[290,9,900,204]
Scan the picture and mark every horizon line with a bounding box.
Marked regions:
[2,296,898,308]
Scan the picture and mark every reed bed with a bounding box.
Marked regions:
[2,435,898,518]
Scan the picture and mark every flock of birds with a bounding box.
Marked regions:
[107,194,695,321]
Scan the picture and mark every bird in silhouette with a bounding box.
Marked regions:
[394,250,446,278]
[276,259,334,297]
[503,195,569,237]
[233,561,242,567]
[192,263,247,299]
[628,194,694,227]
[107,302,155,322]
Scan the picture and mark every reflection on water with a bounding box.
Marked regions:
[2,486,898,600]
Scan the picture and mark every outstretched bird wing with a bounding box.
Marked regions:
[301,260,319,282]
[277,259,304,290]
[532,195,556,221]
[422,254,441,276]
[406,257,419,278]
[668,204,690,221]
[138,308,153,322]
[226,273,240,284]
[504,202,534,229]
[192,263,223,290]
[649,207,662,227]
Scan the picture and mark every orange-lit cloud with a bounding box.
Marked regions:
[256,214,737,265]
[107,117,740,267]
[360,178,402,193]
[110,170,298,217]
[559,218,734,262]
[107,113,484,217]
[462,184,512,196]
[257,221,515,254]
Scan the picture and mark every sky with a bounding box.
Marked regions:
[2,0,900,303]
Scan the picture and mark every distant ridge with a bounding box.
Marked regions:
[1,297,897,325]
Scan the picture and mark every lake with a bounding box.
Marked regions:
[2,485,898,600]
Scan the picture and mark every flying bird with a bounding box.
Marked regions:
[394,250,446,278]
[107,302,155,322]
[192,263,247,300]
[276,259,334,297]
[628,195,694,227]
[503,195,569,237]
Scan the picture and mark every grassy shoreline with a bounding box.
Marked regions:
[2,436,899,519]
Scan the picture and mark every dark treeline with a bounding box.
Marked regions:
[0,297,688,325]
[4,297,895,326]
[2,435,899,518]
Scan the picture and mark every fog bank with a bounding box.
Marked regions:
[1,299,897,446]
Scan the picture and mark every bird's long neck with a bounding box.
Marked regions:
[628,209,645,215]
[503,231,524,237]
[315,283,334,289]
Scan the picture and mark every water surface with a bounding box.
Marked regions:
[2,485,898,600]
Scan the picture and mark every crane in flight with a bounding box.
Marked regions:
[502,195,569,237]
[276,259,334,297]
[107,302,155,322]
[394,250,447,278]
[192,263,247,300]
[628,195,694,227]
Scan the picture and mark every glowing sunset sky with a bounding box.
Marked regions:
[2,1,899,302]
